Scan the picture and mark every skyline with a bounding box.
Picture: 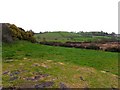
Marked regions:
[0,0,119,34]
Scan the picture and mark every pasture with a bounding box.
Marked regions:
[2,41,119,88]
[34,32,113,42]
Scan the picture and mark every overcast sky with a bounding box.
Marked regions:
[0,0,119,33]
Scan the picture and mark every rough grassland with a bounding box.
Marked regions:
[2,41,119,88]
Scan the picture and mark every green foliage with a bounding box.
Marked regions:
[6,23,36,43]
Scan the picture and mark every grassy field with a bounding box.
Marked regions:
[34,32,80,42]
[2,41,118,88]
[34,32,113,42]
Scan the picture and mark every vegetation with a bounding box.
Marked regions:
[3,41,118,74]
[2,23,119,88]
[34,31,119,43]
[2,23,36,43]
[105,47,120,52]
[2,41,118,88]
[34,31,79,42]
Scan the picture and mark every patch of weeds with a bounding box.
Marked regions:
[17,49,22,51]
[14,56,23,60]
[9,76,18,81]
[33,68,41,73]
[25,53,31,57]
[3,59,14,63]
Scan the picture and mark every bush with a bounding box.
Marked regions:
[105,47,120,52]
[2,23,36,43]
[85,44,100,50]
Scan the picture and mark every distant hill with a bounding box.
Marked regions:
[34,31,119,43]
[34,31,80,42]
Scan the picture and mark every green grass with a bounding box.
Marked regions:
[3,41,118,74]
[34,32,80,42]
[34,31,113,42]
[2,41,119,88]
